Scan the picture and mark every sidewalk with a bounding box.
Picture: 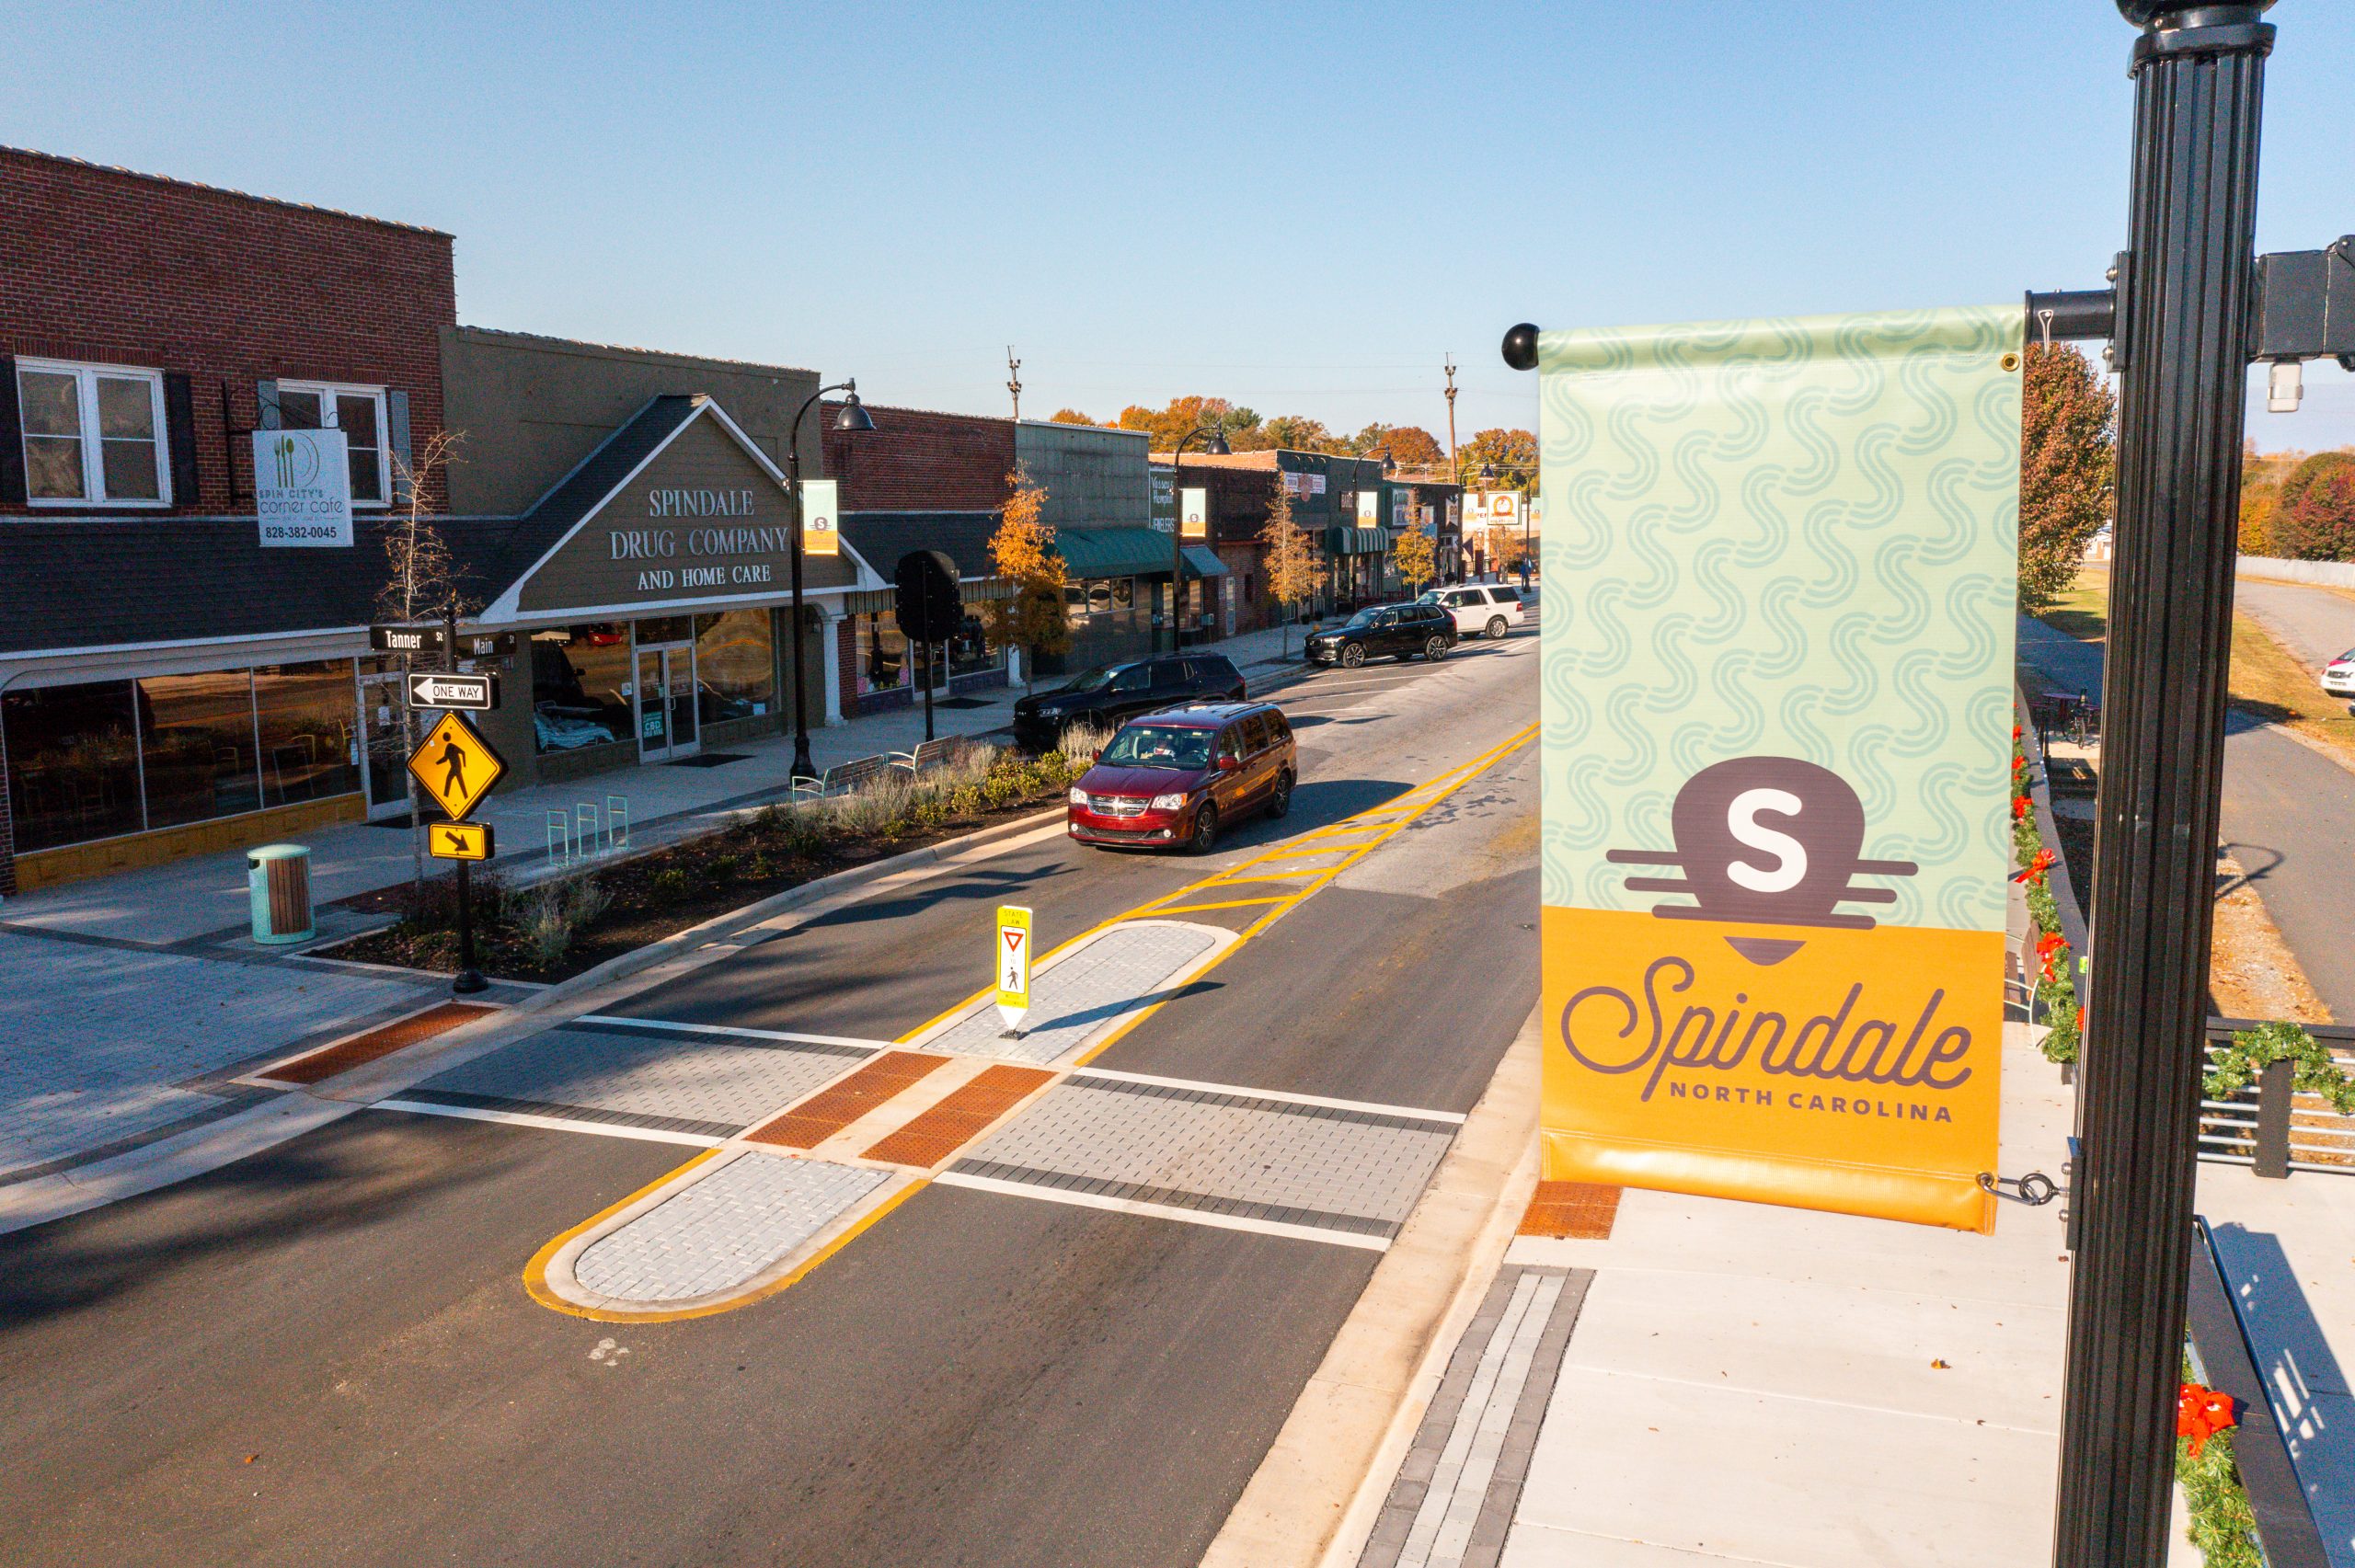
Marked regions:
[0,619,1317,1187]
[1350,1020,2074,1568]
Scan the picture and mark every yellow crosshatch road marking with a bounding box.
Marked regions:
[520,720,1536,1322]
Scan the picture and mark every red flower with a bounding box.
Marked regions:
[2013,723,2023,741]
[2013,795,2033,821]
[2179,1382,2237,1457]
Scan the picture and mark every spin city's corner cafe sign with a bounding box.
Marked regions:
[1535,306,2022,1231]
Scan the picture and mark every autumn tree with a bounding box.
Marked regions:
[1458,428,1539,491]
[1116,396,1258,452]
[1259,414,1337,453]
[1392,525,1437,593]
[1047,408,1097,426]
[2274,454,2355,562]
[2017,343,2117,611]
[982,467,1069,693]
[1258,480,1318,658]
[374,429,472,889]
[1355,424,1443,467]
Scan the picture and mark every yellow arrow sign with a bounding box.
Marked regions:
[427,819,495,862]
[406,711,508,822]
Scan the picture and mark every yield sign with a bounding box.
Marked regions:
[995,905,1033,1030]
[406,711,508,822]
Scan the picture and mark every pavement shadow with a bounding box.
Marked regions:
[2218,841,2287,901]
[1215,778,1411,852]
[0,1107,527,1328]
[2208,1221,2355,1563]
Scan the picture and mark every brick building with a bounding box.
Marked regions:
[0,147,458,894]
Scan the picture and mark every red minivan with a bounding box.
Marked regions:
[1066,701,1296,854]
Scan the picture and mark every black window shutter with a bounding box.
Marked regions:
[164,372,200,506]
[0,355,23,504]
[387,389,413,504]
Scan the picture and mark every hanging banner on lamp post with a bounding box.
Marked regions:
[1179,487,1209,540]
[1537,306,2022,1233]
[801,478,841,556]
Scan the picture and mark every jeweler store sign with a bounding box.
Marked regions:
[254,429,352,547]
[1537,307,2021,1232]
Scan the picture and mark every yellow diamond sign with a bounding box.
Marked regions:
[407,711,507,822]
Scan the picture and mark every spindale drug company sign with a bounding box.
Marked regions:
[253,429,352,547]
[1534,306,2021,1232]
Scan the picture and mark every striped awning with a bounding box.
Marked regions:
[1325,526,1391,555]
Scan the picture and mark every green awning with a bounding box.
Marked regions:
[1180,545,1226,579]
[1325,526,1391,555]
[1055,527,1183,579]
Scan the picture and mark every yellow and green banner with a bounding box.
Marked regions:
[1537,307,2022,1232]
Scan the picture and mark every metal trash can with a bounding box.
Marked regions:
[247,843,314,945]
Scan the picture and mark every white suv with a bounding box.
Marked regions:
[2323,647,2355,698]
[1421,584,1525,640]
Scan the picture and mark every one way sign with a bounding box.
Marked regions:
[407,671,500,712]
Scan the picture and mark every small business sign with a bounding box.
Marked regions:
[405,711,508,822]
[406,671,500,712]
[1180,487,1209,540]
[254,428,352,547]
[802,478,841,556]
[995,904,1033,1031]
[1356,491,1379,524]
[427,819,495,862]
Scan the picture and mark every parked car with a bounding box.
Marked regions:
[1420,583,1525,640]
[2324,648,2355,698]
[1066,701,1295,853]
[1302,601,1457,669]
[1012,653,1246,747]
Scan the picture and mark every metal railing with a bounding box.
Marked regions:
[2198,1019,2355,1177]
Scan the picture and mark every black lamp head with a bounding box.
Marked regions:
[834,386,875,434]
[1204,429,1231,456]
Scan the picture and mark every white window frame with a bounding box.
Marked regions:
[276,380,390,507]
[16,356,172,508]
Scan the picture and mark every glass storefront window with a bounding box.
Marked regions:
[635,614,695,646]
[530,624,635,755]
[2,681,143,851]
[694,609,775,723]
[856,612,909,696]
[252,661,361,807]
[138,670,260,829]
[948,612,1000,679]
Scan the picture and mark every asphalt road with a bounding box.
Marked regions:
[0,634,1541,1568]
[2019,606,2355,1020]
[2235,576,2355,673]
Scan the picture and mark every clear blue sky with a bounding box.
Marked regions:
[5,1,2350,452]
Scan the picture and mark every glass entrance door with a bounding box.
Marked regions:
[359,672,411,819]
[636,646,698,761]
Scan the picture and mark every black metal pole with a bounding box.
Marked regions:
[787,438,814,784]
[1168,441,1188,656]
[2053,7,2273,1565]
[453,857,486,994]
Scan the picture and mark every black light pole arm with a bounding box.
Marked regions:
[785,379,863,485]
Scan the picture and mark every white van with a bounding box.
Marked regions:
[1420,583,1525,640]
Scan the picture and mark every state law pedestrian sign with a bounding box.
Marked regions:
[406,712,507,822]
[995,905,1033,1031]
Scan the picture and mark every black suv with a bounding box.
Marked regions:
[1303,601,1457,669]
[1011,653,1247,747]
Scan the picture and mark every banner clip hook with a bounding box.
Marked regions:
[1978,1170,2059,1206]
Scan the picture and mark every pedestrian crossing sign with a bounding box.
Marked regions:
[995,905,1032,1030]
[406,711,507,822]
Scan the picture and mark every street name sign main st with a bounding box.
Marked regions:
[406,671,500,712]
[406,711,508,821]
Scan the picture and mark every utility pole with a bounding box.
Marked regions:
[1006,347,1022,422]
[1442,354,1459,463]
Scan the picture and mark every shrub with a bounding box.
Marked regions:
[515,874,610,967]
[706,853,740,884]
[649,868,692,904]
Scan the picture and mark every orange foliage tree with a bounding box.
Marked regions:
[982,467,1069,693]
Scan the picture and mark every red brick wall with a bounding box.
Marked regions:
[835,617,859,717]
[821,403,1015,513]
[0,147,455,515]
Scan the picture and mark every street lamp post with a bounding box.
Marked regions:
[785,379,875,784]
[1166,420,1230,655]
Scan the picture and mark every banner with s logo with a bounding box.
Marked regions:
[1537,307,2021,1231]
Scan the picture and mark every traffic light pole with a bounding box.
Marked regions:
[2053,6,2273,1564]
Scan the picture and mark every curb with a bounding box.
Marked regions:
[1198,1005,1543,1568]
